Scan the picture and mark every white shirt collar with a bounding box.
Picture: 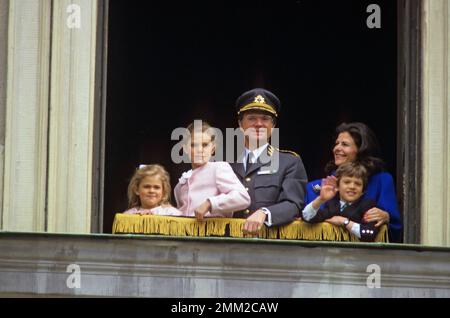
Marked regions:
[178,169,193,185]
[340,200,353,208]
[242,143,269,163]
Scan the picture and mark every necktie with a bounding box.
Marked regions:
[245,152,254,171]
[341,202,349,212]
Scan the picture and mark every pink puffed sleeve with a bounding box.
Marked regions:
[173,182,182,210]
[207,162,251,217]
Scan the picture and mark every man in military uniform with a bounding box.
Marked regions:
[230,88,308,235]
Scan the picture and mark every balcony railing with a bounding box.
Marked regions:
[112,214,389,242]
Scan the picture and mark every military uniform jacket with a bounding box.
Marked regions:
[230,146,308,227]
[306,196,379,242]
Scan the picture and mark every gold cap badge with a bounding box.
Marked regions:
[254,95,265,104]
[238,95,277,117]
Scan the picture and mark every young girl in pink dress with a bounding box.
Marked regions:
[174,121,251,220]
[124,164,182,216]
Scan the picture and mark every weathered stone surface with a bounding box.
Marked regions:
[0,232,449,297]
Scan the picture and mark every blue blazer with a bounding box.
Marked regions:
[305,172,402,242]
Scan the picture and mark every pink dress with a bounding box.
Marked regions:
[174,161,251,217]
[123,205,183,216]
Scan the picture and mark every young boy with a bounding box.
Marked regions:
[302,162,379,242]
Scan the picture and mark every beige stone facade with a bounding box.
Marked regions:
[421,0,450,246]
[0,0,98,233]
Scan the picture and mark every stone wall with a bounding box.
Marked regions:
[0,233,449,297]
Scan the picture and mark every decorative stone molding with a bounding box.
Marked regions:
[2,0,51,231]
[0,0,9,229]
[46,0,98,233]
[1,0,99,233]
[421,0,450,246]
[0,233,449,297]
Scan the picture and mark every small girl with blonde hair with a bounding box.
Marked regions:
[124,164,182,215]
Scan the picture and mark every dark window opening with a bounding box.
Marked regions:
[104,0,398,235]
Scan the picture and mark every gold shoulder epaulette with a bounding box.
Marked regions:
[273,147,299,157]
[268,145,274,156]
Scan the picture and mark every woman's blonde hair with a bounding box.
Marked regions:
[127,164,171,208]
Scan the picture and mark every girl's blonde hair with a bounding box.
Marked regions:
[127,164,171,208]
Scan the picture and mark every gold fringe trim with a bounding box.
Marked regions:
[112,214,388,242]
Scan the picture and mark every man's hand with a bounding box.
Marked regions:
[363,208,390,227]
[194,200,212,220]
[243,210,267,235]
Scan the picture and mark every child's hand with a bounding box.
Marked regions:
[194,200,212,220]
[138,210,153,215]
[319,177,338,201]
[323,175,337,188]
[325,216,347,226]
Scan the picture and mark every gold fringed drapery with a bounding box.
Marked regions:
[112,214,389,242]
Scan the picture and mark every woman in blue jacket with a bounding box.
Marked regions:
[305,122,403,242]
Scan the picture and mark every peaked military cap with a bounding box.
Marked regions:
[236,88,281,117]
